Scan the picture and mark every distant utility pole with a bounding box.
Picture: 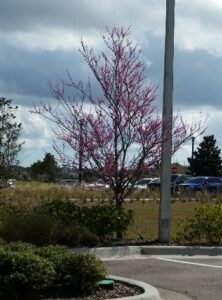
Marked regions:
[159,0,175,242]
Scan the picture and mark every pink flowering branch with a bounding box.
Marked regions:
[31,26,206,205]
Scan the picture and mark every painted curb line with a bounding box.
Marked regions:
[108,275,162,300]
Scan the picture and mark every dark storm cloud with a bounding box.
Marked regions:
[0,0,106,33]
[1,31,222,110]
[0,41,87,106]
[141,35,222,108]
[174,49,222,107]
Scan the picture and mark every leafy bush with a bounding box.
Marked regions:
[0,249,56,299]
[34,245,106,293]
[0,207,56,245]
[0,242,107,299]
[80,204,134,238]
[176,204,222,245]
[0,199,134,246]
[3,241,36,252]
[36,199,80,224]
[0,201,96,247]
[37,200,133,240]
[55,252,106,293]
[34,244,68,264]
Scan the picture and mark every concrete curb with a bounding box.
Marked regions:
[71,245,222,258]
[141,246,222,256]
[108,275,161,300]
[71,246,142,258]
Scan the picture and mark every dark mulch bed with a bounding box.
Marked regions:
[92,238,175,247]
[43,281,143,299]
[76,281,143,299]
[91,238,217,247]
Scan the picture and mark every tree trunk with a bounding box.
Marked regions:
[115,198,124,239]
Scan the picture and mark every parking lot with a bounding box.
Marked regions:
[105,255,222,299]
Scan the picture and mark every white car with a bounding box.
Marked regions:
[134,178,154,190]
[0,179,15,188]
[60,179,80,186]
[87,179,109,190]
[7,179,15,188]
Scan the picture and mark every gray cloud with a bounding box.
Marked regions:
[174,49,222,107]
[0,0,105,33]
[0,41,87,106]
[140,35,222,108]
[1,31,222,111]
[0,0,164,34]
[1,0,222,166]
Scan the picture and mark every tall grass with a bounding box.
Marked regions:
[0,181,108,206]
[1,181,222,243]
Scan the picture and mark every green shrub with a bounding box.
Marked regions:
[0,208,56,245]
[34,244,68,264]
[4,241,36,252]
[0,201,91,247]
[50,220,99,247]
[176,204,222,245]
[0,199,134,246]
[35,246,106,294]
[80,204,134,238]
[37,200,134,240]
[55,252,106,293]
[35,199,80,224]
[0,243,107,299]
[0,250,56,299]
[34,200,90,246]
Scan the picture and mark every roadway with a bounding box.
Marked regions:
[104,255,222,299]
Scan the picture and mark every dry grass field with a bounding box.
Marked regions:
[1,181,221,242]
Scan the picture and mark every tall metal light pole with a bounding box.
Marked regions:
[159,0,175,242]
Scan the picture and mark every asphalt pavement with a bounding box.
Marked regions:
[74,246,222,299]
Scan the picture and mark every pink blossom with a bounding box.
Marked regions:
[32,26,205,205]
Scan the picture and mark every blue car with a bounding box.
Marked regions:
[178,176,222,194]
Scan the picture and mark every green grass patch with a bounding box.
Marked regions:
[124,201,203,241]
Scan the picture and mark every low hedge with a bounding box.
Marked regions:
[176,204,222,245]
[0,199,134,246]
[0,242,106,300]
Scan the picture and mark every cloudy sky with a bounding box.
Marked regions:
[1,0,222,167]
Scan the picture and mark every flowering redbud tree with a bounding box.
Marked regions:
[33,27,204,206]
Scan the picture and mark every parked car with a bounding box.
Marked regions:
[0,179,15,189]
[171,174,192,193]
[134,178,154,190]
[148,177,161,190]
[178,176,222,194]
[7,179,15,188]
[148,174,192,193]
[87,179,109,190]
[60,179,80,186]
